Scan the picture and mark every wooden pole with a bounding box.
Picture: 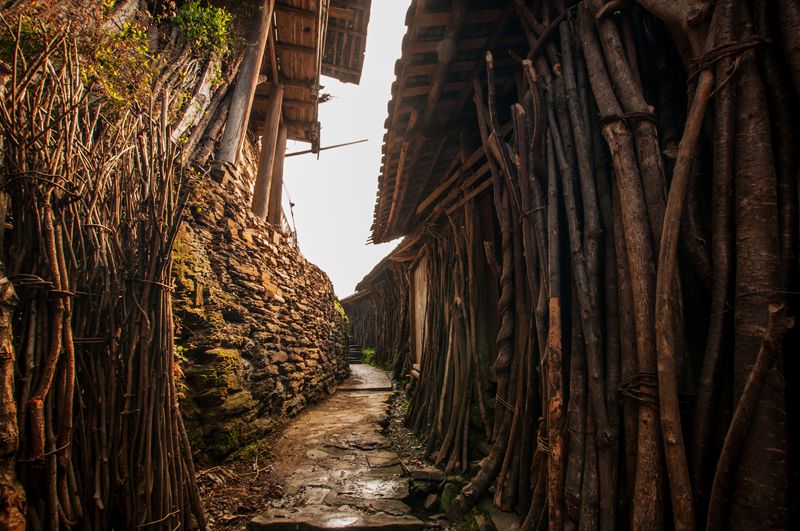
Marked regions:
[266,121,287,225]
[216,0,275,165]
[252,83,284,220]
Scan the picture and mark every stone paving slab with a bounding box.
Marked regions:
[250,507,424,530]
[250,381,422,530]
[338,364,392,391]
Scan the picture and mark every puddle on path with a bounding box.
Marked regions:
[249,365,427,530]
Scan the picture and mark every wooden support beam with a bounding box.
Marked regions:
[274,3,315,19]
[414,8,502,27]
[283,98,316,108]
[216,0,275,165]
[445,179,492,215]
[415,122,509,215]
[252,83,284,220]
[399,81,468,98]
[266,121,288,225]
[284,119,317,130]
[276,42,316,57]
[329,6,355,21]
[267,10,279,86]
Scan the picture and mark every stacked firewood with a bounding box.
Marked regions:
[394,1,800,529]
[0,20,211,530]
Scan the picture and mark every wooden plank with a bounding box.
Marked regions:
[414,9,502,28]
[409,36,488,54]
[330,6,355,22]
[277,42,316,56]
[400,80,467,97]
[415,122,509,215]
[274,3,315,19]
[403,59,475,77]
[217,0,275,165]
[404,136,448,218]
[283,97,316,108]
[445,179,492,215]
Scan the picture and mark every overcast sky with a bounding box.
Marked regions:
[281,2,411,297]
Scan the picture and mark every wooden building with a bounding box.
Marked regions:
[346,0,800,530]
[216,0,371,225]
[322,0,371,84]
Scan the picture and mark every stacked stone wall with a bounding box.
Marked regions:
[173,140,349,462]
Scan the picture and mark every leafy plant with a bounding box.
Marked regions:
[175,1,233,58]
[85,20,153,106]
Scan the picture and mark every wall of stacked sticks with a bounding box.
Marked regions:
[348,1,800,529]
[345,262,411,376]
[0,14,240,530]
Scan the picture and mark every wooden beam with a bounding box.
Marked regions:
[330,6,355,21]
[252,83,284,220]
[274,3,314,19]
[453,4,516,116]
[409,36,491,55]
[276,42,316,56]
[414,8,502,27]
[216,0,275,165]
[402,136,448,222]
[267,9,279,85]
[415,122,509,215]
[421,0,469,132]
[284,119,317,130]
[266,121,288,225]
[283,97,316,108]
[445,179,492,215]
[400,81,468,97]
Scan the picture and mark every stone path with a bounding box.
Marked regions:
[249,365,425,530]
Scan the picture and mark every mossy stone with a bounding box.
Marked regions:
[440,481,461,513]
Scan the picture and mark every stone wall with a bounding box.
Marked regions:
[173,139,349,463]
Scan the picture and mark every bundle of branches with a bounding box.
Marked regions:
[0,21,206,530]
[402,201,507,478]
[347,263,411,375]
[436,0,799,529]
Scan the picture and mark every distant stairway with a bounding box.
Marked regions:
[346,335,364,364]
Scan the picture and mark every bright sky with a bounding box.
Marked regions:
[281,1,411,298]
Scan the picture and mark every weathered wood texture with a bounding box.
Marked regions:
[267,121,289,225]
[217,0,275,164]
[351,1,800,530]
[252,83,285,219]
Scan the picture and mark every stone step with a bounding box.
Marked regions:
[249,506,424,530]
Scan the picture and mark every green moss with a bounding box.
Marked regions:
[456,508,482,531]
[85,20,154,107]
[440,481,461,513]
[205,347,239,360]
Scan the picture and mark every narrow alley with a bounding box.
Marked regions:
[2,0,799,530]
[249,363,423,530]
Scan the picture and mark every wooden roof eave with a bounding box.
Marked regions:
[371,1,519,244]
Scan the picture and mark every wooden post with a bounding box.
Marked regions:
[216,0,275,165]
[252,83,284,220]
[266,122,288,226]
